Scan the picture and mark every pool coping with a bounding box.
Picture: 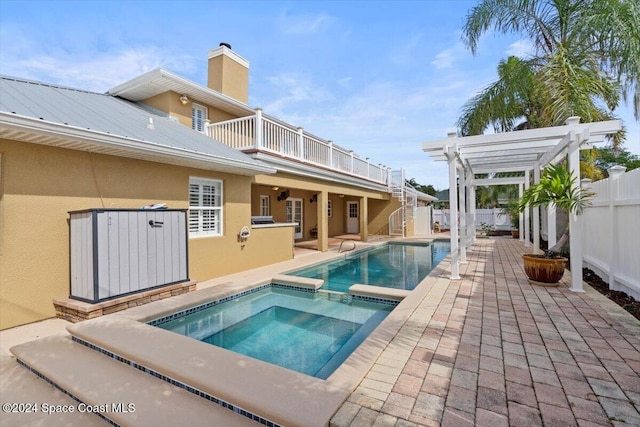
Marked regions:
[64,239,452,427]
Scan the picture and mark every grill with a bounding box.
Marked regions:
[251,216,275,225]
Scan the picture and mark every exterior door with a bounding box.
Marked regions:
[286,198,303,239]
[346,201,359,234]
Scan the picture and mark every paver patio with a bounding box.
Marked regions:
[1,235,638,426]
[331,236,640,427]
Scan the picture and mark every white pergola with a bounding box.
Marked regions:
[422,117,622,292]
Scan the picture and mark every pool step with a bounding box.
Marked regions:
[10,335,258,427]
[349,284,411,301]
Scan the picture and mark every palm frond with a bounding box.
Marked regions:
[518,163,593,215]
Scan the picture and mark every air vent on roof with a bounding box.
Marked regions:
[219,42,232,49]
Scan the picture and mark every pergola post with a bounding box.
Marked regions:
[447,143,460,280]
[533,163,541,254]
[518,183,524,242]
[458,164,467,264]
[547,204,557,248]
[524,170,531,247]
[469,179,476,246]
[568,127,584,292]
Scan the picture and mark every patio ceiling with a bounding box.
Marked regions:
[420,117,622,291]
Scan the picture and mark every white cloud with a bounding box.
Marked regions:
[431,40,468,70]
[0,40,196,92]
[261,72,334,117]
[278,11,333,35]
[391,33,424,65]
[506,39,534,58]
[432,49,456,69]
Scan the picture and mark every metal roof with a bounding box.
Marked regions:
[0,76,275,175]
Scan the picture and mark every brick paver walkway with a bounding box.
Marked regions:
[331,237,640,426]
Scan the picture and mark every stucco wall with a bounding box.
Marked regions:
[368,198,402,235]
[142,90,238,129]
[0,140,292,330]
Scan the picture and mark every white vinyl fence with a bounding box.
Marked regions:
[433,208,511,231]
[582,167,640,300]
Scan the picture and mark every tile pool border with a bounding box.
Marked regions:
[70,336,282,427]
[148,282,399,327]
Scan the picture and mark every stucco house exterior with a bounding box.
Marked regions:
[0,44,435,330]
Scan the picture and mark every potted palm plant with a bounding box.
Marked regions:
[500,200,520,239]
[518,163,593,285]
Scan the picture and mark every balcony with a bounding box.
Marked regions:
[206,109,391,186]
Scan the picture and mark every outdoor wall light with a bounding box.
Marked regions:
[179,94,189,105]
[272,186,279,191]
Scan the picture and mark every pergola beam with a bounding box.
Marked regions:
[422,119,621,151]
[474,177,526,186]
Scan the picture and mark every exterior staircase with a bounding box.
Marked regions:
[388,170,418,237]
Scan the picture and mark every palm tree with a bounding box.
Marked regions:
[518,163,593,257]
[460,0,640,146]
[457,56,547,135]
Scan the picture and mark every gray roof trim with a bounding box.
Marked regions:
[0,112,276,175]
[108,68,254,117]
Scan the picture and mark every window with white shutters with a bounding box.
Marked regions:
[192,103,208,133]
[189,177,222,237]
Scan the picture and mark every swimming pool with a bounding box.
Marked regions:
[288,241,450,293]
[153,286,392,379]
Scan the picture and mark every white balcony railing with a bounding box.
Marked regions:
[207,109,391,185]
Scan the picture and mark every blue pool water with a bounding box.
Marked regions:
[289,241,450,293]
[155,287,392,379]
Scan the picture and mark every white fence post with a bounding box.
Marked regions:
[608,165,626,291]
[582,167,639,300]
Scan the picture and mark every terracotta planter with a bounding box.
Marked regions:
[522,254,568,285]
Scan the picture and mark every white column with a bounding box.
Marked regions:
[568,133,584,292]
[469,182,476,245]
[255,108,263,149]
[533,163,541,254]
[519,183,524,242]
[524,170,531,247]
[459,165,467,263]
[608,165,626,290]
[447,144,460,279]
[547,203,557,249]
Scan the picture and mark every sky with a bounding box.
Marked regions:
[1,0,638,191]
